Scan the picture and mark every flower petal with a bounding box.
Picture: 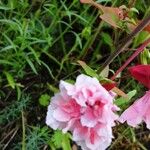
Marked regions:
[59,80,75,99]
[129,65,150,89]
[119,91,150,127]
[73,125,88,141]
[53,108,71,122]
[81,107,98,127]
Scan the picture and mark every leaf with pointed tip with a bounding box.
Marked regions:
[4,71,16,89]
[115,90,137,107]
[80,0,124,28]
[100,65,109,78]
[78,60,99,79]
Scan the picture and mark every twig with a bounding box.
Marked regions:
[2,127,18,150]
[97,14,150,73]
[1,128,16,143]
[43,145,48,150]
[72,144,78,150]
[110,38,150,80]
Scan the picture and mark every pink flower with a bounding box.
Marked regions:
[46,74,119,150]
[119,90,150,129]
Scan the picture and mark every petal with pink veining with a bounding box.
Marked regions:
[53,108,71,122]
[81,107,98,127]
[119,90,150,128]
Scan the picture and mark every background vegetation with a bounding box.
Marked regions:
[0,0,150,149]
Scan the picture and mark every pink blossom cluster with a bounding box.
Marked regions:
[46,74,119,150]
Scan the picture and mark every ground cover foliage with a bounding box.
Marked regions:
[0,0,150,149]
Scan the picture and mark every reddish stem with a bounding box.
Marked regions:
[111,38,150,81]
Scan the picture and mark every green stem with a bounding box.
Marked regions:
[22,111,26,150]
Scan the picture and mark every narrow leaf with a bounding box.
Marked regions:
[25,56,38,74]
[4,71,15,89]
[115,90,137,107]
[78,60,99,78]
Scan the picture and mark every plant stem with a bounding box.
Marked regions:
[22,111,26,150]
[97,14,150,73]
[110,38,150,80]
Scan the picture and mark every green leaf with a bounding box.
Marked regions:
[130,8,139,14]
[41,61,55,79]
[101,32,114,51]
[78,60,99,78]
[0,6,12,10]
[52,130,71,150]
[115,90,137,107]
[39,94,50,106]
[100,65,109,78]
[96,0,111,2]
[71,31,82,49]
[62,133,72,150]
[47,83,59,93]
[134,31,150,47]
[52,130,63,148]
[28,46,41,65]
[8,0,17,9]
[81,26,91,40]
[140,48,150,64]
[64,80,75,84]
[16,84,21,100]
[4,71,15,89]
[25,56,38,74]
[0,60,14,66]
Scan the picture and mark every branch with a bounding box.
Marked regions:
[97,15,150,73]
[110,38,150,80]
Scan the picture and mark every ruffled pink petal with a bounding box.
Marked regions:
[98,106,111,124]
[75,75,114,102]
[81,107,98,127]
[53,108,71,122]
[82,87,94,99]
[97,124,113,139]
[85,129,101,150]
[60,80,75,95]
[46,106,59,130]
[73,91,87,107]
[50,93,64,106]
[62,118,77,133]
[75,74,100,89]
[46,105,66,130]
[61,99,81,118]
[73,125,88,141]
